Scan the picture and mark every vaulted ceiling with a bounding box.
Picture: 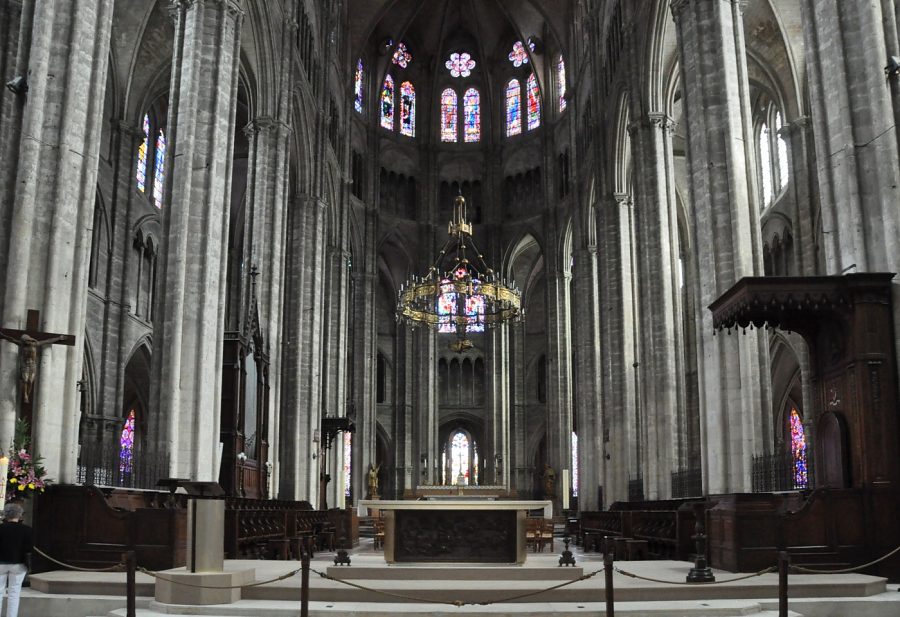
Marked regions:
[348,0,572,68]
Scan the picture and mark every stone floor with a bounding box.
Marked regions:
[16,539,900,617]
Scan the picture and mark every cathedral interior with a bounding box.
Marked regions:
[1,0,900,593]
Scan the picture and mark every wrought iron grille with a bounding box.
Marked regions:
[628,477,645,502]
[671,468,703,498]
[751,453,813,492]
[76,440,167,490]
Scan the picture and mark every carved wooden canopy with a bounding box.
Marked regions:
[708,273,895,337]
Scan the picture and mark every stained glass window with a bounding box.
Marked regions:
[446,52,475,78]
[381,75,394,130]
[354,58,364,113]
[465,293,485,333]
[343,432,352,498]
[508,40,530,67]
[463,88,480,143]
[119,409,136,474]
[451,431,470,485]
[557,56,567,112]
[506,79,522,136]
[572,432,579,497]
[790,408,808,488]
[392,41,412,68]
[400,81,416,137]
[437,278,457,333]
[136,114,150,192]
[441,88,458,143]
[527,73,541,130]
[153,130,166,209]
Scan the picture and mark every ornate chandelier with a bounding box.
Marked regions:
[397,194,522,351]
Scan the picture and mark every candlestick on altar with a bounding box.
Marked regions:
[562,469,570,510]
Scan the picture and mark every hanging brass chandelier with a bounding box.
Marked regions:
[397,193,522,351]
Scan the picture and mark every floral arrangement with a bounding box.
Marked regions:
[7,419,50,496]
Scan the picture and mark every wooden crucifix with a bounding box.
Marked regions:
[0,310,76,428]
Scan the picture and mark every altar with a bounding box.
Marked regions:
[358,500,552,564]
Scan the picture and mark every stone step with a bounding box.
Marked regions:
[325,564,584,580]
[99,599,806,617]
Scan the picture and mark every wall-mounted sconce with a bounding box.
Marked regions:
[313,429,321,444]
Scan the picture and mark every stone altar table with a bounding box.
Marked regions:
[358,500,552,564]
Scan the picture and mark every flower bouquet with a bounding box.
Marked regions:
[6,419,50,497]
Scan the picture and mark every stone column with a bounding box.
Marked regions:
[629,113,682,499]
[800,0,900,381]
[597,194,637,503]
[544,265,573,504]
[571,241,602,509]
[671,0,769,494]
[0,0,113,478]
[487,323,511,488]
[413,328,437,486]
[149,0,243,481]
[279,195,329,501]
[509,321,527,492]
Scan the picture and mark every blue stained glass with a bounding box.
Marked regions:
[392,41,412,68]
[790,408,808,488]
[119,409,136,474]
[557,56,567,112]
[463,88,480,143]
[153,130,166,209]
[508,41,530,67]
[437,279,456,333]
[136,114,149,192]
[506,79,521,136]
[354,58,364,113]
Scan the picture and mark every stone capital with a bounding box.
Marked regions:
[613,192,632,207]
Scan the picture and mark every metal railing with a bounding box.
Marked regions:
[751,453,813,493]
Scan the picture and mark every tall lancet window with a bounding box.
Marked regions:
[119,409,136,474]
[400,81,416,137]
[354,58,365,113]
[136,114,150,192]
[527,73,541,130]
[153,130,166,209]
[381,75,395,130]
[450,431,470,485]
[557,56,567,112]
[441,88,458,143]
[790,408,808,488]
[463,88,480,143]
[506,78,522,136]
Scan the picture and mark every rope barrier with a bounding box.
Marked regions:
[310,566,602,607]
[137,565,303,590]
[791,543,900,575]
[33,547,125,572]
[613,566,777,585]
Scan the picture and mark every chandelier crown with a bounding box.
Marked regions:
[396,194,522,346]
